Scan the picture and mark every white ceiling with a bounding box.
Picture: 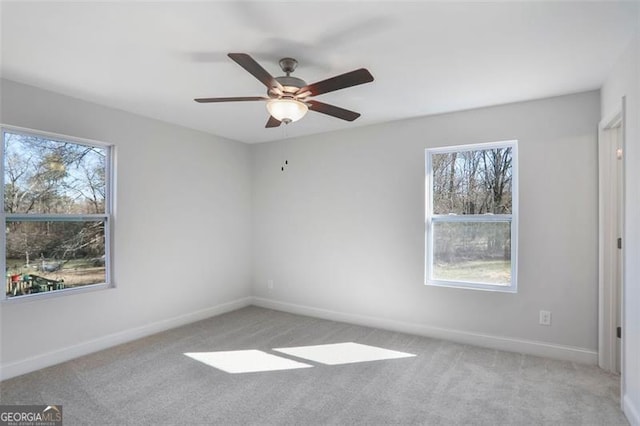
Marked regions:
[1,1,637,144]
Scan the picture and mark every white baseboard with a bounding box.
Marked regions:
[625,393,640,426]
[1,295,600,381]
[0,297,252,381]
[250,297,598,365]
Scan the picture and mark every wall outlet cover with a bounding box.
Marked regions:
[539,310,551,326]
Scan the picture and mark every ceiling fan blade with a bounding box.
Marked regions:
[194,96,267,103]
[307,100,361,121]
[299,68,373,97]
[228,53,283,91]
[266,116,282,128]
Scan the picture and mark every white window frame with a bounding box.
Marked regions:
[0,125,114,302]
[425,140,518,292]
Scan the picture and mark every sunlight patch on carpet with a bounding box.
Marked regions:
[184,350,313,373]
[273,342,416,365]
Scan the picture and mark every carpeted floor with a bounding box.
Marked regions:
[0,306,627,425]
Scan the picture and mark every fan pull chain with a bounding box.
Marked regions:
[281,124,289,172]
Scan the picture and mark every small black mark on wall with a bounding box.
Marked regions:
[281,160,289,172]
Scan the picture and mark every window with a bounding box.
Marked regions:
[1,126,112,299]
[425,141,518,292]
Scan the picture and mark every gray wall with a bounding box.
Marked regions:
[0,79,252,374]
[252,91,600,353]
[0,80,604,379]
[602,21,640,424]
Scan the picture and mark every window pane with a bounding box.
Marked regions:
[5,220,106,297]
[432,147,512,215]
[4,132,106,214]
[432,221,511,285]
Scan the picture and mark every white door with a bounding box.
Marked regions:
[614,123,623,374]
[598,110,624,375]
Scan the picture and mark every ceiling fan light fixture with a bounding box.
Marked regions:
[195,54,374,128]
[267,99,308,123]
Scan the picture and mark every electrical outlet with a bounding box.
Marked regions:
[267,279,274,291]
[539,310,551,326]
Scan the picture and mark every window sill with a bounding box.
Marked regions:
[426,279,517,293]
[2,282,113,304]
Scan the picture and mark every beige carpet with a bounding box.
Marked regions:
[0,306,627,425]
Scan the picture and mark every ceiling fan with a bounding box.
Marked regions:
[195,53,374,128]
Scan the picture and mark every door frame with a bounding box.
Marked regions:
[597,99,625,377]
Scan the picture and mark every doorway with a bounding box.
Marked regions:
[598,106,624,374]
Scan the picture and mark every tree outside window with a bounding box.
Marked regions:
[2,128,112,299]
[426,141,518,292]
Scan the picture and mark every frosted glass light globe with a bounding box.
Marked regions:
[266,99,308,123]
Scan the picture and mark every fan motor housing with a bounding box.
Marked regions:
[274,76,307,94]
